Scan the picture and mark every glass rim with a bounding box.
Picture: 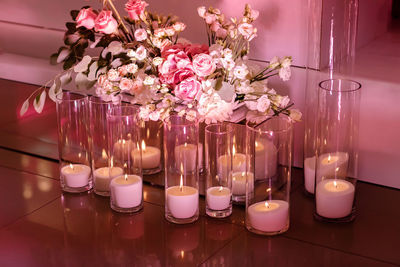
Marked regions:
[107,105,139,118]
[205,123,232,135]
[88,95,114,104]
[56,91,87,102]
[319,79,362,93]
[246,115,293,134]
[163,113,199,126]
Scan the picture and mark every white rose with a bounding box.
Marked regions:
[107,69,119,81]
[233,64,249,80]
[269,56,280,69]
[149,111,160,121]
[135,45,147,61]
[126,63,138,74]
[280,57,292,68]
[279,67,291,81]
[134,28,148,42]
[197,6,206,18]
[143,76,155,85]
[275,95,290,108]
[127,49,135,58]
[256,95,271,113]
[152,57,163,66]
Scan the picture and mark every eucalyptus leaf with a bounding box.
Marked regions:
[48,82,59,102]
[57,48,70,64]
[50,53,58,65]
[60,72,72,85]
[20,99,29,116]
[217,82,236,102]
[88,61,99,81]
[33,90,46,114]
[75,72,95,90]
[74,55,92,73]
[63,57,76,70]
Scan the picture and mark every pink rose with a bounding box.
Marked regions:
[130,79,144,94]
[184,44,209,59]
[134,28,147,41]
[119,78,134,91]
[76,8,97,30]
[216,28,227,38]
[125,0,148,20]
[154,28,165,38]
[95,11,118,34]
[174,77,201,101]
[192,53,215,77]
[118,66,128,76]
[173,69,195,84]
[238,23,257,41]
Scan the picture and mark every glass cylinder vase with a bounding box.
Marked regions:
[245,116,293,235]
[139,119,163,175]
[56,92,92,193]
[205,123,233,218]
[164,114,199,224]
[89,96,121,196]
[314,79,361,223]
[107,105,143,213]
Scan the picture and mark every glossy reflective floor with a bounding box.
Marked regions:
[0,79,399,266]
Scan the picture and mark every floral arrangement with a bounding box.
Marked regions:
[20,0,301,123]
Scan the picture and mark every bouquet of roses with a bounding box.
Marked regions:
[20,0,301,123]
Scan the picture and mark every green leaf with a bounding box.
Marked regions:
[66,22,76,33]
[33,90,46,114]
[20,99,29,116]
[214,78,223,91]
[70,10,79,20]
[63,57,76,70]
[50,53,58,65]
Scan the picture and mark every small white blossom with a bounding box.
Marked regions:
[269,56,280,69]
[149,111,160,121]
[280,57,292,68]
[143,76,156,86]
[107,69,119,81]
[153,57,163,66]
[127,49,135,58]
[126,63,138,74]
[256,95,271,113]
[135,46,147,61]
[289,109,302,122]
[279,67,291,81]
[233,64,249,80]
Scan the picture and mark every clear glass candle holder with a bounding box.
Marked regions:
[56,92,92,193]
[139,119,163,175]
[107,105,143,213]
[205,123,233,218]
[245,116,293,235]
[314,79,361,223]
[164,114,199,224]
[89,96,121,196]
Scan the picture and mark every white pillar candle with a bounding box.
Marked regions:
[247,200,289,232]
[61,164,91,188]
[93,166,123,192]
[113,139,134,159]
[232,172,254,196]
[110,175,143,208]
[206,186,231,211]
[316,152,349,181]
[198,142,203,169]
[217,146,246,179]
[304,156,316,194]
[316,179,355,218]
[174,143,198,173]
[255,141,278,181]
[166,180,198,219]
[131,140,161,169]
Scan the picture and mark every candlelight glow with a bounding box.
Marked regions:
[233,145,236,156]
[333,180,338,188]
[110,157,114,168]
[141,140,146,151]
[102,149,107,159]
[78,152,82,158]
[327,155,331,162]
[265,201,270,208]
[124,174,128,181]
[179,174,183,191]
[180,250,184,259]
[69,163,74,169]
[335,167,339,172]
[219,186,223,192]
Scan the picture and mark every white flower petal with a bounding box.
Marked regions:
[33,90,46,114]
[20,99,29,116]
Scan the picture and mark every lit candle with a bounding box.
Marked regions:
[316,179,355,218]
[174,143,198,173]
[166,175,198,219]
[131,140,161,169]
[316,152,349,181]
[232,171,254,196]
[61,163,91,188]
[254,140,278,181]
[110,174,143,209]
[217,146,246,179]
[93,163,123,193]
[113,139,134,159]
[206,186,231,211]
[247,200,289,233]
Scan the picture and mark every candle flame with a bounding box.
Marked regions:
[141,140,146,151]
[255,141,258,148]
[219,186,223,192]
[265,201,270,209]
[180,250,184,259]
[179,174,183,192]
[266,188,271,193]
[110,156,114,169]
[333,181,338,188]
[335,167,339,172]
[102,149,107,159]
[122,139,126,145]
[232,145,236,156]
[124,174,128,181]
[184,142,187,148]
[327,155,331,163]
[78,152,82,158]
[69,163,74,169]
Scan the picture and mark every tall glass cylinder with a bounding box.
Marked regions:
[205,123,233,218]
[314,79,361,222]
[89,96,121,196]
[246,116,293,235]
[304,0,359,195]
[164,114,199,224]
[107,106,143,213]
[139,119,162,175]
[56,92,92,193]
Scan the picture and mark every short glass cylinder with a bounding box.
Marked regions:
[314,79,361,223]
[56,92,92,193]
[107,105,143,213]
[139,119,163,175]
[164,114,199,224]
[245,116,293,235]
[205,123,233,218]
[89,96,120,196]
